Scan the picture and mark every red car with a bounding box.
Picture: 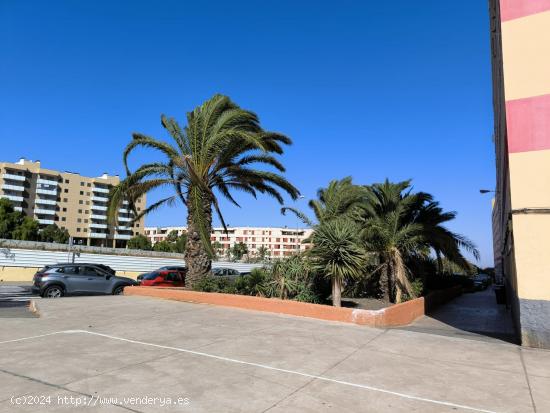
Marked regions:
[139,270,185,287]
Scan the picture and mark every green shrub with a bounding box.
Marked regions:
[234,268,268,296]
[294,281,322,304]
[192,257,323,305]
[402,279,424,302]
[193,276,235,293]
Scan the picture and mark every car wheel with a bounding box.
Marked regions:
[43,285,64,298]
[112,285,125,295]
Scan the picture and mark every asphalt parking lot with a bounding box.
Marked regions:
[0,295,549,412]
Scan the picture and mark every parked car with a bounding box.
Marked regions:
[473,273,491,290]
[137,266,186,283]
[211,267,241,278]
[32,264,138,298]
[139,270,185,287]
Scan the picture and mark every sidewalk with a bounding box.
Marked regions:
[402,287,517,343]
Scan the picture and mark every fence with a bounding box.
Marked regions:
[0,239,264,277]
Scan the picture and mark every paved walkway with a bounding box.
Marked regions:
[1,295,549,412]
[402,287,517,343]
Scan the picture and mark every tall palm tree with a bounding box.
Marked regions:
[360,179,479,303]
[108,94,299,287]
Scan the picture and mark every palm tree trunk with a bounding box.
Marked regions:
[379,256,390,302]
[184,189,213,288]
[436,250,443,275]
[332,277,342,307]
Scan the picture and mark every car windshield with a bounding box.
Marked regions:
[143,273,160,280]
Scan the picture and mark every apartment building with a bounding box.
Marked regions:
[489,0,550,348]
[145,226,314,258]
[0,158,146,248]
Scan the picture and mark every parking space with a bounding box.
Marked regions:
[1,295,549,412]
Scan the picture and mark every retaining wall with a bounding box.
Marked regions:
[124,286,462,327]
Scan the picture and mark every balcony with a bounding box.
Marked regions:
[90,214,107,220]
[91,205,108,211]
[37,219,55,225]
[1,194,24,202]
[36,188,57,196]
[37,178,59,186]
[89,232,108,239]
[2,173,25,182]
[1,184,25,192]
[89,223,108,229]
[118,216,132,222]
[34,208,56,215]
[14,206,22,212]
[35,198,57,206]
[115,234,132,240]
[93,186,110,194]
[92,195,109,203]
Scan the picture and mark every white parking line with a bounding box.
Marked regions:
[0,330,499,413]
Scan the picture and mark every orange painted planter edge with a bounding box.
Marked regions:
[123,286,448,327]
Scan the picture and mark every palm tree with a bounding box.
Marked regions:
[108,94,299,287]
[282,177,366,226]
[309,219,367,307]
[360,179,479,303]
[282,178,367,306]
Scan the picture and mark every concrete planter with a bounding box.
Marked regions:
[124,286,462,327]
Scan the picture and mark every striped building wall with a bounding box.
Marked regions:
[490,0,550,348]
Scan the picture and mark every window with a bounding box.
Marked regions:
[78,200,83,204]
[64,189,68,193]
[79,191,84,195]
[64,179,70,184]
[78,209,82,213]
[84,219,88,223]
[136,224,139,227]
[79,266,102,276]
[63,198,68,202]
[85,210,89,214]
[165,273,178,282]
[87,183,91,187]
[86,201,90,205]
[57,266,77,274]
[76,228,81,232]
[86,192,90,196]
[77,218,82,223]
[62,208,67,212]
[61,217,66,222]
[83,228,88,232]
[80,182,84,186]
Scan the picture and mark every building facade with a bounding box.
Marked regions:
[489,0,550,348]
[145,226,313,258]
[0,158,146,248]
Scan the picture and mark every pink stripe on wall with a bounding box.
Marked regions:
[506,93,550,153]
[500,0,550,21]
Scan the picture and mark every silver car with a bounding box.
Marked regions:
[32,263,137,298]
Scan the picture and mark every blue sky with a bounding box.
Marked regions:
[0,0,495,266]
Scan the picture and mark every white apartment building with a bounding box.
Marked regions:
[145,226,314,258]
